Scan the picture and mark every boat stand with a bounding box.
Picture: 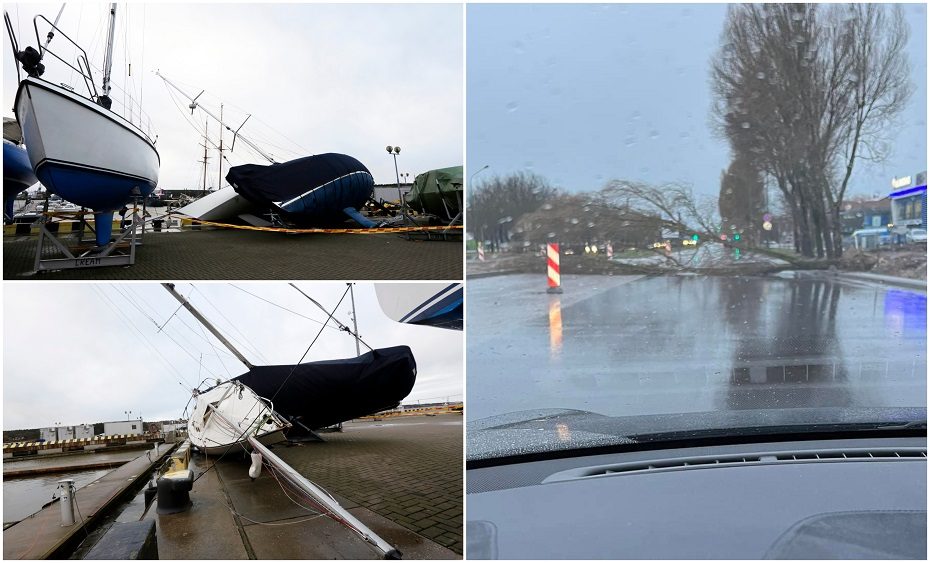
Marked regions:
[29,203,145,274]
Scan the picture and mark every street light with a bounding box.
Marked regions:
[469,164,489,186]
[386,145,409,224]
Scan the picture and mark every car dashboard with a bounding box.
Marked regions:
[467,436,927,559]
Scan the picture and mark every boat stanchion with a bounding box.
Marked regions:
[56,478,77,526]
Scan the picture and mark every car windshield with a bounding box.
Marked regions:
[466,3,927,461]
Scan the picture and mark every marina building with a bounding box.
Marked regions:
[37,424,93,441]
[102,419,144,436]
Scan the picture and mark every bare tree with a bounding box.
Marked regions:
[719,156,766,244]
[512,191,665,248]
[467,171,558,246]
[825,4,912,256]
[601,179,721,240]
[710,3,911,259]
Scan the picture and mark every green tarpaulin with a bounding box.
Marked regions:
[405,165,463,220]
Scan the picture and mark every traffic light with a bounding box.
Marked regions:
[691,234,699,241]
[733,233,741,241]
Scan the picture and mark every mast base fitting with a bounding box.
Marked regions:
[156,469,194,515]
[384,548,403,559]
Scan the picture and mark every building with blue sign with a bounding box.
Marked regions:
[889,171,927,235]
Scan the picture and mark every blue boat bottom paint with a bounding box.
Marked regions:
[94,211,114,247]
[36,162,155,213]
[342,207,376,228]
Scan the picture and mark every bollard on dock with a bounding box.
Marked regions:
[57,479,77,527]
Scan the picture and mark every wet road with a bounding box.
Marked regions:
[467,273,926,421]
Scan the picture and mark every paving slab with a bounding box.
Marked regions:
[4,229,462,280]
[276,414,464,554]
[153,456,250,560]
[154,414,462,559]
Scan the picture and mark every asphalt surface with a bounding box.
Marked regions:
[467,272,927,421]
[3,229,462,280]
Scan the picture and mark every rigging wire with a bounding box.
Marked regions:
[109,286,226,380]
[269,287,352,403]
[196,321,234,379]
[158,73,309,160]
[90,286,194,390]
[193,287,269,364]
[163,85,247,168]
[114,284,238,361]
[228,284,342,331]
[289,283,372,351]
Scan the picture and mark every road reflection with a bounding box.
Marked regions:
[467,274,927,421]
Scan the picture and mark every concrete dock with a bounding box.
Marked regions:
[3,229,462,280]
[3,449,145,477]
[155,414,463,559]
[3,445,174,559]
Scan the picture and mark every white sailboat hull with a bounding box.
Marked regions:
[187,381,289,455]
[14,77,159,211]
[176,185,255,221]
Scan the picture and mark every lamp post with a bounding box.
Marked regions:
[386,146,409,225]
[469,164,489,186]
[124,410,131,421]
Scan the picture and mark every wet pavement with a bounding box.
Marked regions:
[156,414,462,559]
[467,273,927,421]
[3,229,462,280]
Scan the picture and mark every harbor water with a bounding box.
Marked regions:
[3,467,112,524]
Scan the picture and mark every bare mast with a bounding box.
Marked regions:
[155,71,277,164]
[348,283,361,356]
[161,283,254,369]
[98,3,117,109]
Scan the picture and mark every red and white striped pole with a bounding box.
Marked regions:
[606,242,613,259]
[546,242,563,294]
[477,242,485,262]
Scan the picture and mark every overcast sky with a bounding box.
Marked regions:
[3,282,463,429]
[4,2,463,190]
[468,3,927,200]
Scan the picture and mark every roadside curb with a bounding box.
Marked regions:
[838,272,927,291]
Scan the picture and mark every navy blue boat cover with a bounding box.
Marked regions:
[226,153,374,225]
[232,345,416,429]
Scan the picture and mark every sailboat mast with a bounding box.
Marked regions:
[217,103,224,190]
[348,283,361,356]
[200,121,209,195]
[99,3,117,109]
[155,71,278,164]
[161,283,254,369]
